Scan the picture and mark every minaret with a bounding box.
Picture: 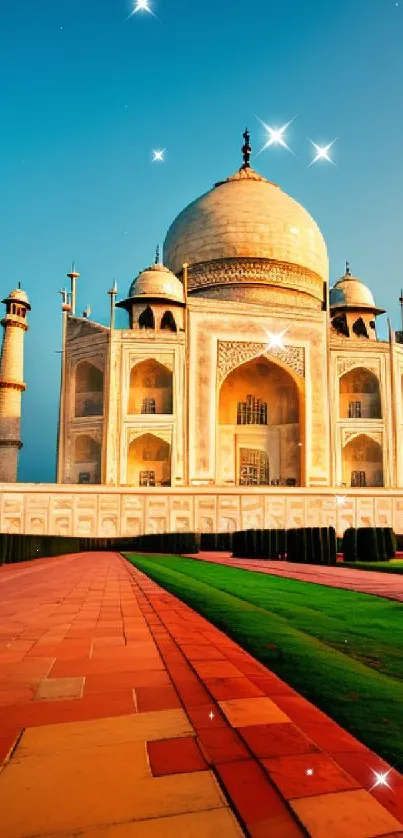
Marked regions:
[0,286,31,482]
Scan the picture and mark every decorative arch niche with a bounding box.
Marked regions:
[218,355,303,486]
[339,367,381,419]
[138,306,155,329]
[127,433,171,487]
[342,433,383,487]
[128,359,173,415]
[160,310,177,332]
[75,361,104,418]
[73,434,101,484]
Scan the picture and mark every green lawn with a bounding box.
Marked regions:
[127,552,403,769]
[343,561,403,575]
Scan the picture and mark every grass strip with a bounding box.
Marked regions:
[126,552,403,769]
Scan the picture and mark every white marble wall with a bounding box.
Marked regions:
[2,485,403,538]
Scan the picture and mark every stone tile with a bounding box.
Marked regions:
[290,789,403,838]
[192,661,244,679]
[17,710,194,757]
[65,808,245,837]
[147,736,208,776]
[135,685,182,712]
[0,741,225,837]
[218,759,303,837]
[36,677,85,701]
[240,722,318,758]
[263,752,360,799]
[219,696,291,727]
[205,676,265,700]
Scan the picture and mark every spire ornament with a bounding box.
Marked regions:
[155,244,160,265]
[241,128,251,169]
[345,261,351,276]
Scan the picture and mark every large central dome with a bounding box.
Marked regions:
[163,157,328,306]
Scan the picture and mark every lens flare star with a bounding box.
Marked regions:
[152,149,165,162]
[127,0,157,20]
[265,328,288,350]
[256,116,296,156]
[371,770,393,791]
[308,139,337,167]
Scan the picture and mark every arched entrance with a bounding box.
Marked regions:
[75,361,104,418]
[127,433,171,487]
[73,434,101,484]
[128,359,173,415]
[339,367,381,419]
[342,433,383,487]
[218,355,303,486]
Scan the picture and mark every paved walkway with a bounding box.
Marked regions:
[0,553,402,837]
[190,552,403,602]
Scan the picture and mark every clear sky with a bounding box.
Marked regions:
[1,0,402,481]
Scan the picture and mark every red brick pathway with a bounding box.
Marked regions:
[189,552,403,602]
[0,552,402,837]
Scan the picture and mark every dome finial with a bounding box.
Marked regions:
[241,127,251,169]
[345,260,351,276]
[155,244,160,265]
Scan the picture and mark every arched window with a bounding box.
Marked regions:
[161,311,177,332]
[127,433,171,487]
[128,359,173,414]
[339,368,381,419]
[75,362,104,418]
[343,434,383,487]
[219,355,302,487]
[73,434,101,484]
[138,306,155,329]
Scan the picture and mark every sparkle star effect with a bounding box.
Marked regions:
[370,770,393,791]
[308,139,337,167]
[127,0,157,20]
[265,328,288,350]
[336,496,346,507]
[209,711,215,721]
[152,149,165,163]
[256,116,296,157]
[305,768,314,776]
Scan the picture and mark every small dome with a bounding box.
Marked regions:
[330,266,378,310]
[129,263,184,304]
[163,165,328,290]
[2,287,31,310]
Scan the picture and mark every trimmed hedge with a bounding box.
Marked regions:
[0,531,200,565]
[343,527,396,563]
[232,528,287,560]
[286,527,336,566]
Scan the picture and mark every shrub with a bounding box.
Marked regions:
[357,527,379,562]
[343,528,358,562]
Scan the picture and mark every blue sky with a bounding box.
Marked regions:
[1,0,402,481]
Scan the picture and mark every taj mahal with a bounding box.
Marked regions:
[1,131,403,538]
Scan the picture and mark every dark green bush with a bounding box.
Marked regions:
[343,528,358,562]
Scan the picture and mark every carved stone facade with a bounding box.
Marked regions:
[217,341,305,385]
[3,485,403,538]
[182,258,324,304]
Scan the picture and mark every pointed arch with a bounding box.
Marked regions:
[160,310,177,332]
[128,359,173,414]
[75,361,104,417]
[218,355,303,486]
[73,433,101,484]
[138,306,155,329]
[339,367,381,418]
[127,433,171,487]
[342,433,383,487]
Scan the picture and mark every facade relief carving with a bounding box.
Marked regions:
[217,341,305,385]
[337,358,380,377]
[186,258,323,302]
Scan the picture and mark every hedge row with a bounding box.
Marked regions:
[232,528,287,560]
[287,527,337,565]
[232,527,337,565]
[343,527,396,562]
[0,532,200,565]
